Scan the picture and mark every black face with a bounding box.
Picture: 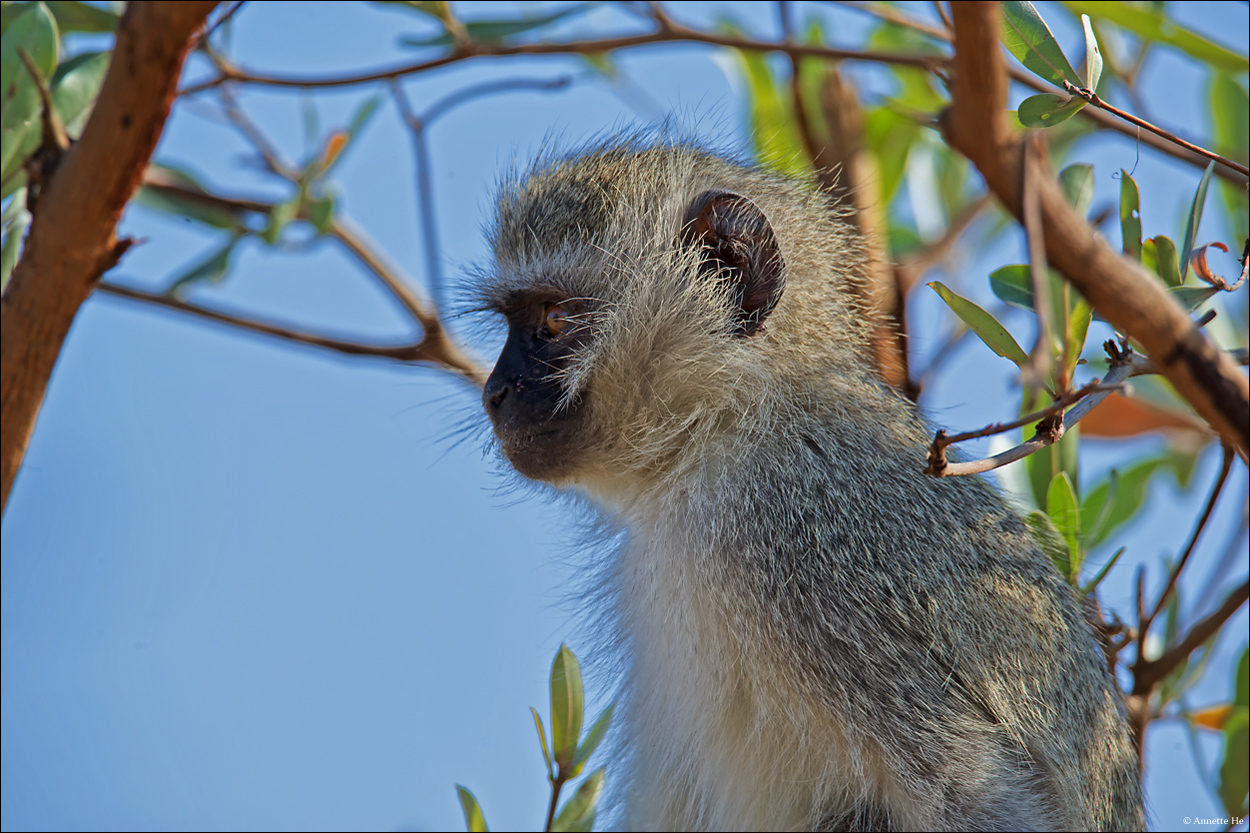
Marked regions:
[483,296,592,482]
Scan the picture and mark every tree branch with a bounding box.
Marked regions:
[941,2,1249,461]
[1,1,220,514]
[178,28,944,94]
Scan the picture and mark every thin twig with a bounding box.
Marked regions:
[217,85,299,179]
[17,48,69,152]
[929,377,1116,453]
[177,28,945,95]
[829,1,950,41]
[1062,81,1249,178]
[933,0,953,32]
[1140,444,1236,639]
[1134,580,1249,693]
[895,193,992,294]
[95,281,427,361]
[194,1,246,49]
[925,343,1146,478]
[1021,135,1054,393]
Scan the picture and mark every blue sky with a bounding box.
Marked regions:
[2,2,1247,830]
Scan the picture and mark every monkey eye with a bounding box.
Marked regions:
[539,302,580,340]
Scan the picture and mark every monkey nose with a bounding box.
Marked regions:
[484,381,509,413]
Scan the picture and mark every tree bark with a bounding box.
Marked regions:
[1,1,218,512]
[941,2,1248,459]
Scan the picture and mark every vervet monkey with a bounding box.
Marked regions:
[478,140,1144,832]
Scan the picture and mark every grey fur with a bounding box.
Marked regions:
[479,139,1145,832]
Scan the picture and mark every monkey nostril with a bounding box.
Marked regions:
[486,383,509,410]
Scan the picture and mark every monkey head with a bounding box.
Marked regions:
[477,143,867,495]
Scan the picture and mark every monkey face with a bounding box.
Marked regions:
[482,295,594,483]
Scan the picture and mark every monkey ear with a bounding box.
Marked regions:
[681,190,785,337]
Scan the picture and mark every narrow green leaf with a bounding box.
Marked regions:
[260,197,298,245]
[1063,1,1248,73]
[1026,510,1071,579]
[51,50,109,138]
[1079,453,1197,549]
[1016,92,1085,128]
[1178,161,1214,283]
[1171,285,1220,311]
[531,706,553,780]
[1081,547,1124,596]
[735,42,806,177]
[44,1,118,33]
[167,239,238,297]
[1210,73,1250,242]
[1079,14,1102,90]
[1119,171,1141,260]
[1063,297,1093,379]
[1079,469,1118,547]
[1152,235,1181,286]
[864,107,916,208]
[1000,1,1083,87]
[989,264,1036,311]
[1059,163,1094,219]
[929,281,1030,367]
[1046,472,1081,582]
[552,768,604,833]
[1,190,31,294]
[1,1,59,181]
[1218,704,1249,818]
[1237,648,1249,709]
[455,785,489,833]
[306,194,335,234]
[550,644,584,772]
[569,702,614,778]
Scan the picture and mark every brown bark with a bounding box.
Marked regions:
[1,2,218,513]
[941,2,1249,460]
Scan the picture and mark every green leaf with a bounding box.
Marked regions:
[166,238,238,297]
[455,785,489,833]
[929,281,1030,367]
[1211,73,1250,242]
[1119,170,1141,260]
[1026,510,1071,579]
[398,3,596,48]
[44,1,118,33]
[1063,1,1248,73]
[735,42,806,177]
[531,706,553,780]
[1151,235,1181,286]
[1171,285,1220,311]
[1059,163,1094,219]
[550,644,584,772]
[989,264,1037,311]
[1063,297,1092,378]
[569,702,614,778]
[1080,547,1124,596]
[1023,388,1080,513]
[136,164,254,231]
[306,193,335,234]
[51,50,109,138]
[260,197,298,245]
[552,768,604,833]
[864,107,916,208]
[1079,453,1197,549]
[1,1,59,182]
[1046,472,1081,582]
[1218,705,1249,818]
[1,188,30,293]
[1000,1,1083,87]
[1238,648,1249,709]
[1178,161,1214,283]
[1016,92,1085,128]
[1079,14,1102,90]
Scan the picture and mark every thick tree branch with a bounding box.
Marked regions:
[941,2,1249,461]
[1,1,219,514]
